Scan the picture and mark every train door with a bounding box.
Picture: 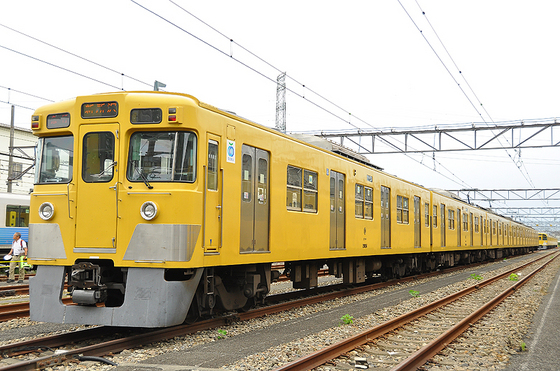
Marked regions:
[380,186,391,249]
[490,219,493,245]
[441,204,446,247]
[329,171,345,250]
[204,135,222,253]
[414,196,421,248]
[239,145,269,252]
[470,213,474,246]
[75,124,119,251]
[457,208,461,247]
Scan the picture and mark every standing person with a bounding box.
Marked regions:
[7,232,28,283]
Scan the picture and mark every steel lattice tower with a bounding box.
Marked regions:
[275,72,286,133]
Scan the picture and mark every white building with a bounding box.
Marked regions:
[0,123,37,195]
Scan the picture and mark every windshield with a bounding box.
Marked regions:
[35,135,74,184]
[127,131,197,183]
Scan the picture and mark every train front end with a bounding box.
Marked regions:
[29,92,205,327]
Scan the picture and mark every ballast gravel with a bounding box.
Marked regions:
[1,252,558,371]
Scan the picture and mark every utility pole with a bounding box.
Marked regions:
[275,72,286,133]
[7,105,14,193]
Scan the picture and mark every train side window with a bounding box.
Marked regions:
[448,209,455,230]
[355,184,373,219]
[242,153,252,202]
[462,212,469,231]
[6,205,29,227]
[433,205,438,228]
[286,165,302,210]
[303,169,317,212]
[82,132,115,183]
[355,184,364,218]
[474,216,479,233]
[397,195,409,224]
[364,186,373,219]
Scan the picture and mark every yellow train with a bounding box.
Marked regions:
[28,91,538,327]
[538,233,558,249]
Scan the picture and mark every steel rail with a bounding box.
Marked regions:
[0,253,542,370]
[273,251,556,371]
[0,297,72,322]
[391,252,559,370]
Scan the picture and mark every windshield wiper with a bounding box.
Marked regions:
[129,159,153,189]
[91,161,117,178]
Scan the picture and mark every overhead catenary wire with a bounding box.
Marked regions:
[399,0,536,189]
[0,23,153,89]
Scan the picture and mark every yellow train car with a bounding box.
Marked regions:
[538,233,558,249]
[28,91,538,327]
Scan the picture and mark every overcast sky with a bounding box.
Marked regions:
[1,1,559,222]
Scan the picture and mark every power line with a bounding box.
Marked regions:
[0,23,153,89]
[0,85,54,103]
[0,44,122,91]
[398,0,536,188]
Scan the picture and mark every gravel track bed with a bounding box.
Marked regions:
[0,253,554,370]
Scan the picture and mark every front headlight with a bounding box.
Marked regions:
[140,201,158,221]
[39,202,55,220]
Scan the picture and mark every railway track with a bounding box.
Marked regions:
[274,251,558,370]
[0,253,549,369]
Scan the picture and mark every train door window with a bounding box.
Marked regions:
[355,184,364,218]
[287,165,302,210]
[242,153,252,202]
[6,205,29,227]
[380,185,391,249]
[424,203,430,227]
[433,205,438,228]
[82,132,115,183]
[303,169,318,212]
[207,140,219,191]
[258,158,268,205]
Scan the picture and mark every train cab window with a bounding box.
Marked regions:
[5,205,29,227]
[82,132,115,183]
[35,135,74,184]
[397,195,409,224]
[425,203,430,227]
[433,205,438,228]
[127,131,197,183]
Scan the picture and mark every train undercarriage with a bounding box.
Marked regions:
[30,246,535,327]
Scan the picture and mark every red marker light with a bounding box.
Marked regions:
[168,115,177,122]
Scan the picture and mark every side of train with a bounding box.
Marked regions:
[29,91,538,327]
[538,233,558,249]
[0,192,29,255]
